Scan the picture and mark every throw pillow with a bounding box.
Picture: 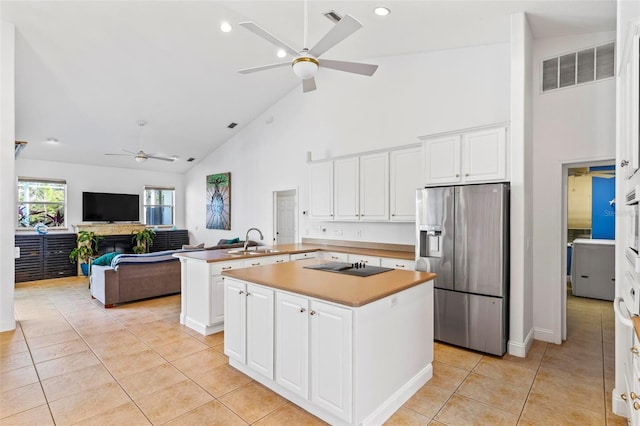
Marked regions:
[92,252,119,266]
[226,237,240,244]
[182,242,205,250]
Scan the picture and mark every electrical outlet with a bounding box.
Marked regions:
[14,247,20,259]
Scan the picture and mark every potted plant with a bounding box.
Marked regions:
[132,228,155,254]
[69,230,103,275]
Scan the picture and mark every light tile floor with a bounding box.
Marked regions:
[0,277,627,425]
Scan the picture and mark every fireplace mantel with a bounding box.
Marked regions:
[76,223,146,235]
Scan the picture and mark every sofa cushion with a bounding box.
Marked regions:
[92,252,119,266]
[182,242,204,250]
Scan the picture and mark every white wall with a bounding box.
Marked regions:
[532,31,617,343]
[509,12,534,356]
[185,43,511,247]
[15,159,186,231]
[1,21,16,332]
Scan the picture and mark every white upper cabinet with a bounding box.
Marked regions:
[334,157,360,221]
[423,135,462,185]
[390,147,422,221]
[308,161,334,220]
[423,126,508,186]
[359,152,389,221]
[462,127,507,183]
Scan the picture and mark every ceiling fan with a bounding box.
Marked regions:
[237,2,378,93]
[105,121,175,163]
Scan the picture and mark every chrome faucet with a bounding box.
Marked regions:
[244,227,264,250]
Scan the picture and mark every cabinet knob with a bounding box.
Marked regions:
[246,292,251,296]
[310,310,316,316]
[238,290,244,295]
[299,308,306,313]
[632,392,638,400]
[621,159,630,167]
[455,174,460,177]
[392,214,395,216]
[622,393,628,401]
[465,173,469,177]
[635,402,640,411]
[631,346,639,355]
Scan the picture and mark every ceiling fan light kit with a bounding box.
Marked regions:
[237,4,378,93]
[292,55,319,79]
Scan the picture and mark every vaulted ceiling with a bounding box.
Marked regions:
[3,1,616,172]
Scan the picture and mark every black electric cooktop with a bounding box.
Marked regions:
[303,262,393,277]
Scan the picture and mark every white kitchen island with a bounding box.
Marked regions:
[222,258,436,426]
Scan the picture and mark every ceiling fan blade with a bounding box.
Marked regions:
[320,59,378,76]
[302,77,317,93]
[146,155,175,162]
[239,22,299,57]
[238,61,291,74]
[122,149,139,155]
[308,14,362,58]
[104,153,131,156]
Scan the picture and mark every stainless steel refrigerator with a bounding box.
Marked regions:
[416,183,509,356]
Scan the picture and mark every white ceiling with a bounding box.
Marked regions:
[3,0,616,173]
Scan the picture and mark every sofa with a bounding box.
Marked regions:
[89,240,258,307]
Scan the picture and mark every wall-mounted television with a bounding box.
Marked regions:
[82,192,140,223]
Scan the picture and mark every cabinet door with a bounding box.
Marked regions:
[380,257,415,270]
[246,283,274,379]
[276,292,309,398]
[224,279,247,363]
[309,162,334,220]
[323,251,349,262]
[423,135,461,185]
[390,147,421,221]
[310,300,352,422]
[359,152,389,221]
[211,275,225,325]
[462,127,507,182]
[334,157,360,221]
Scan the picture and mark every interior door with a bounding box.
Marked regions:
[275,190,296,245]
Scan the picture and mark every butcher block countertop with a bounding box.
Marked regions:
[174,242,415,263]
[222,258,436,307]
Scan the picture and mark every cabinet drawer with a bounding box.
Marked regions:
[380,258,415,270]
[347,254,381,266]
[243,254,290,268]
[210,261,242,276]
[290,252,318,261]
[323,251,349,262]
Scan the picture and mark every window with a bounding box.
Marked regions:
[144,186,175,226]
[17,178,67,229]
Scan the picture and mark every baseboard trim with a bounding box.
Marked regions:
[508,327,534,357]
[533,326,558,344]
[0,319,16,333]
[184,317,223,336]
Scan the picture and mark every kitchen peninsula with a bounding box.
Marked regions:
[222,258,436,426]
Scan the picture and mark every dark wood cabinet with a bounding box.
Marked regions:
[15,234,76,283]
[15,230,189,282]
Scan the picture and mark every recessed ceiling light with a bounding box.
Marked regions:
[277,49,286,58]
[374,6,390,16]
[44,137,59,145]
[220,21,232,33]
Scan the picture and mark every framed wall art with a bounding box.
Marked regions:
[206,172,231,230]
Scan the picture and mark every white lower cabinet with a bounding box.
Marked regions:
[380,257,416,270]
[275,292,352,421]
[224,279,274,379]
[322,251,349,262]
[290,251,318,261]
[243,254,289,268]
